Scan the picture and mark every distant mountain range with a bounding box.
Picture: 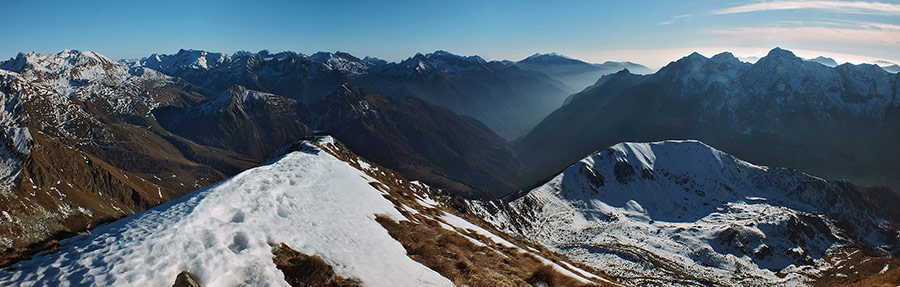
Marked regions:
[516,48,900,194]
[874,60,900,73]
[808,56,839,67]
[132,49,644,140]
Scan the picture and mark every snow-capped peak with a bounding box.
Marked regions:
[0,50,134,96]
[309,51,373,75]
[141,49,230,73]
[1,50,117,75]
[396,50,489,75]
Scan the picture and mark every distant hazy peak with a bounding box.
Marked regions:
[807,56,839,67]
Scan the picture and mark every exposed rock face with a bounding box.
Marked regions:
[272,243,359,287]
[172,271,201,287]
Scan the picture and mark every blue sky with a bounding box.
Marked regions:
[1,0,898,68]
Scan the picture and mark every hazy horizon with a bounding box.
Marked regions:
[1,0,898,69]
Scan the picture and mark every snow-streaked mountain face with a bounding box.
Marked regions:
[130,49,379,103]
[0,50,233,265]
[469,140,900,286]
[0,137,616,287]
[0,49,194,140]
[388,50,489,76]
[517,47,900,193]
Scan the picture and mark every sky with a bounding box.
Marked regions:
[0,0,898,69]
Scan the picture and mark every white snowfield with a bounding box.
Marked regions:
[0,137,452,287]
[470,140,896,286]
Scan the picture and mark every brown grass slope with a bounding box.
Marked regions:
[0,131,175,266]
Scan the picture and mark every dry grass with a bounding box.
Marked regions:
[272,243,360,287]
[814,248,900,287]
[527,265,591,287]
[376,215,603,287]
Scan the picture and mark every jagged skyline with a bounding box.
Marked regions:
[1,0,898,69]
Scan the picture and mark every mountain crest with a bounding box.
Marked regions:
[612,68,632,76]
[142,49,231,72]
[709,51,740,64]
[758,47,802,64]
[521,52,577,62]
[398,50,489,74]
[809,56,839,67]
[1,50,117,74]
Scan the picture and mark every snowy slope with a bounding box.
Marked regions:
[0,137,452,287]
[469,140,899,286]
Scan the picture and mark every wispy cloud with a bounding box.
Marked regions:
[854,21,900,31]
[657,21,674,26]
[712,1,900,15]
[774,19,900,31]
[672,14,695,19]
[707,25,900,48]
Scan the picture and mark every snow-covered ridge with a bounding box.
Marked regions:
[135,49,386,78]
[469,140,898,286]
[1,50,125,86]
[141,49,230,72]
[0,136,452,286]
[391,50,490,76]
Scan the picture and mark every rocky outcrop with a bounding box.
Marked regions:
[172,271,202,287]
